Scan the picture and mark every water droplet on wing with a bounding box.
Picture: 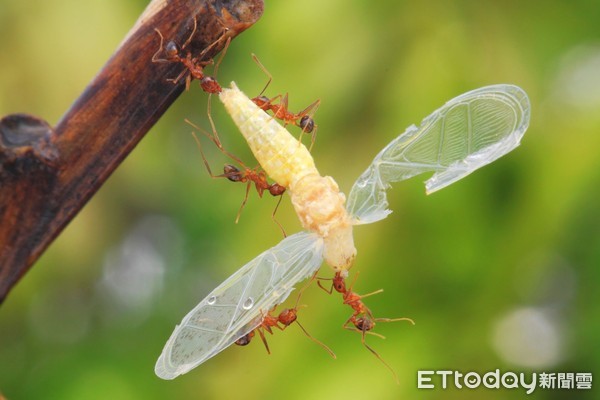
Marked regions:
[242,297,254,310]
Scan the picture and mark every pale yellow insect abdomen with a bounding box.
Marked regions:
[219,82,356,271]
[219,82,318,188]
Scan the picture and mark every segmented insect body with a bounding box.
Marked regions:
[220,83,356,271]
[156,83,531,379]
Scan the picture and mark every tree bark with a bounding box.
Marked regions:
[0,0,264,302]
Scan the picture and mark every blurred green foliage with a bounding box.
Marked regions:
[1,0,599,399]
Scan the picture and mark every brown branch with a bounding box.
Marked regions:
[0,0,264,302]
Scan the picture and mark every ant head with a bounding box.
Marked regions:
[277,308,298,326]
[354,316,374,332]
[268,183,286,196]
[200,76,222,94]
[164,41,180,60]
[253,96,271,110]
[299,115,315,133]
[332,273,346,293]
[224,164,242,182]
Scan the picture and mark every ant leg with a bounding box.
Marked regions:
[181,16,198,50]
[206,95,222,147]
[281,285,337,359]
[252,53,273,97]
[185,118,247,168]
[345,271,385,299]
[355,289,384,300]
[316,277,334,294]
[191,130,217,178]
[196,37,228,94]
[256,328,271,355]
[152,28,167,63]
[358,327,400,384]
[294,319,336,359]
[296,98,321,149]
[298,98,321,119]
[212,36,231,78]
[274,93,290,124]
[193,27,230,71]
[234,182,253,224]
[205,95,228,148]
[374,317,416,325]
[342,318,387,339]
[290,270,321,310]
[190,130,242,181]
[271,196,286,238]
[341,316,399,383]
[166,68,191,87]
[270,196,286,236]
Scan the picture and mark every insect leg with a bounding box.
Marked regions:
[293,319,336,359]
[234,182,253,224]
[358,324,400,385]
[271,195,287,237]
[251,53,273,98]
[180,16,198,50]
[185,118,247,167]
[256,327,272,355]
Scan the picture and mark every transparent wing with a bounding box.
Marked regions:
[155,231,324,380]
[346,84,530,224]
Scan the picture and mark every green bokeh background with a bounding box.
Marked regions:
[1,1,599,399]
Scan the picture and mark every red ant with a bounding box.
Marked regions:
[153,17,319,147]
[250,54,320,149]
[235,298,336,359]
[154,19,319,150]
[186,118,287,231]
[152,16,227,94]
[319,271,415,383]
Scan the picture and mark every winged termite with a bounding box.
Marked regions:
[156,83,530,379]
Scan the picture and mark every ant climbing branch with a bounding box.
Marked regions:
[0,0,264,302]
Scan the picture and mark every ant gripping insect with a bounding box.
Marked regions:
[250,54,320,149]
[320,271,415,383]
[186,118,287,233]
[235,305,335,359]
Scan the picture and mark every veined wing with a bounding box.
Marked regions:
[155,231,324,380]
[346,84,530,224]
